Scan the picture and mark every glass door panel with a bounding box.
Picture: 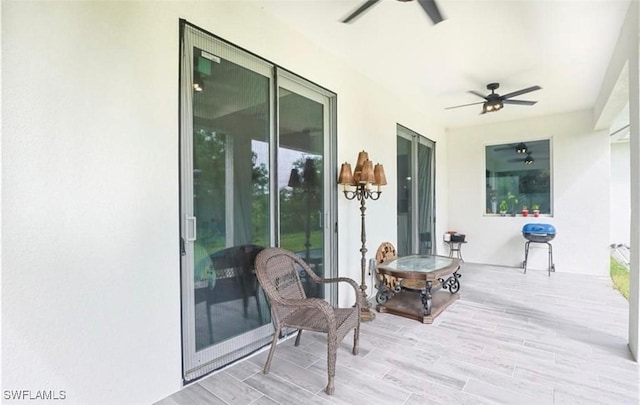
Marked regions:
[191,46,272,351]
[193,48,270,351]
[181,26,274,381]
[417,139,435,254]
[397,135,414,256]
[397,125,435,256]
[277,83,328,298]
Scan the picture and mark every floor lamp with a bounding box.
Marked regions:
[288,158,317,263]
[337,151,387,322]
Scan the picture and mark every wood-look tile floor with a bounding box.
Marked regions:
[156,263,639,404]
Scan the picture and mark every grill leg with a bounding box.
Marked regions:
[523,241,530,274]
[547,242,554,276]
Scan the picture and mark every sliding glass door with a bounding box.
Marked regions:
[397,125,436,256]
[179,22,336,381]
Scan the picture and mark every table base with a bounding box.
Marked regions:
[376,289,459,324]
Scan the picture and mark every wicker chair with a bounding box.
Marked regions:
[254,247,360,395]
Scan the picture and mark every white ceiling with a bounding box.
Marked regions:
[260,0,631,129]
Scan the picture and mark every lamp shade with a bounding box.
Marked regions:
[355,150,369,171]
[361,160,375,184]
[288,168,301,188]
[337,162,353,185]
[373,163,387,186]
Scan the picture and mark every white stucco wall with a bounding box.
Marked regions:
[447,110,611,275]
[611,141,631,246]
[2,1,448,403]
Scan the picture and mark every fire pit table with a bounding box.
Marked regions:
[375,254,461,324]
[522,223,556,276]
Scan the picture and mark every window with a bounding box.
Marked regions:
[485,140,551,216]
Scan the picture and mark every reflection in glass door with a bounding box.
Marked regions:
[277,78,330,299]
[397,125,435,256]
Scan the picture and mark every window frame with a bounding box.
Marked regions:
[484,138,553,217]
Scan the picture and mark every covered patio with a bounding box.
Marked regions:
[157,263,639,405]
[4,2,640,403]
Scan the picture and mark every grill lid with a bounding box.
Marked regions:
[522,223,556,235]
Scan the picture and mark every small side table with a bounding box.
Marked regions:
[445,240,467,262]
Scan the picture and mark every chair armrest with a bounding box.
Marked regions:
[317,277,360,309]
[280,297,328,308]
[318,277,359,291]
[280,297,337,324]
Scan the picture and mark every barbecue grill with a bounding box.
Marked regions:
[522,223,556,276]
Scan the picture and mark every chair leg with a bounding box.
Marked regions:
[264,327,280,374]
[352,325,359,355]
[294,330,303,346]
[325,338,336,395]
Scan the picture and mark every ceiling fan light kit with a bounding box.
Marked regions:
[516,143,528,154]
[524,153,534,165]
[483,100,503,113]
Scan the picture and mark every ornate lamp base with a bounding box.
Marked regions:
[359,291,376,322]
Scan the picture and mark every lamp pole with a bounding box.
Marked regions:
[289,158,319,295]
[338,151,387,322]
[343,183,381,321]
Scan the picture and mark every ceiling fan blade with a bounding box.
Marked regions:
[417,0,445,25]
[469,90,488,100]
[502,99,537,106]
[342,0,381,23]
[445,101,485,110]
[501,85,542,100]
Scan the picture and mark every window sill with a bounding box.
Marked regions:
[484,213,552,218]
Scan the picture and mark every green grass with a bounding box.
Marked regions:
[610,256,629,300]
[280,231,322,253]
[202,231,323,254]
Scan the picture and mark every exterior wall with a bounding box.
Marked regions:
[611,141,631,246]
[447,110,611,275]
[2,1,447,403]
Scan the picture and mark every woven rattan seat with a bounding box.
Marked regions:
[254,247,360,395]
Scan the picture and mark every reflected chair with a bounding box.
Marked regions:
[196,244,265,347]
[254,247,360,395]
[209,244,265,319]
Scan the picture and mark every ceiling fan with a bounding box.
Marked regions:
[509,152,549,165]
[446,83,542,114]
[492,142,529,153]
[342,0,445,25]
